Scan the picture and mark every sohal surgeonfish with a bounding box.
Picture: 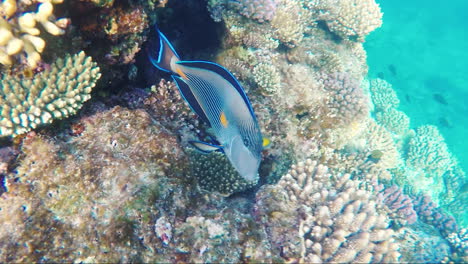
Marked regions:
[148,29,265,182]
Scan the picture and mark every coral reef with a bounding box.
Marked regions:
[0,0,465,262]
[0,0,68,68]
[0,52,101,137]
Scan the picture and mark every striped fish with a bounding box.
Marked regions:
[148,29,265,182]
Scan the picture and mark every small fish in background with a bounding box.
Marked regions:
[438,117,453,128]
[405,94,411,103]
[148,29,265,182]
[433,93,448,105]
[388,64,397,76]
[377,72,385,79]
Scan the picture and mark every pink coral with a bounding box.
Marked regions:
[231,0,277,23]
[375,184,417,225]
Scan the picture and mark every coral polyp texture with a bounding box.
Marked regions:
[230,0,278,23]
[188,149,257,196]
[309,0,382,41]
[0,51,101,137]
[0,0,68,67]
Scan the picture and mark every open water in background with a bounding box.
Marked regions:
[365,0,468,174]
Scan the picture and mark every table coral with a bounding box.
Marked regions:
[0,0,68,68]
[0,51,101,137]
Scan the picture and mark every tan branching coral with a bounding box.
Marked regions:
[255,159,401,263]
[0,51,101,137]
[0,0,68,67]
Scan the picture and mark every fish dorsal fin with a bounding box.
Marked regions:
[172,75,211,126]
[189,140,223,153]
[148,29,180,73]
[176,61,256,118]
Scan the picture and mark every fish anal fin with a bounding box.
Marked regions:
[189,140,223,154]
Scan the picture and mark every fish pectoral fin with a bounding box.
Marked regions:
[189,140,223,154]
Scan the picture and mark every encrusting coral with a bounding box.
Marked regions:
[0,0,68,68]
[0,51,101,137]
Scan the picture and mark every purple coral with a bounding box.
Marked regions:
[413,194,458,235]
[375,184,417,225]
[231,0,277,22]
[319,72,369,127]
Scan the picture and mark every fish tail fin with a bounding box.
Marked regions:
[147,27,180,73]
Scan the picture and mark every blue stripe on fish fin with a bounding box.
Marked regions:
[189,140,223,154]
[172,75,211,126]
[148,29,180,73]
[176,60,256,118]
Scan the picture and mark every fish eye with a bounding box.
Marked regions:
[243,138,249,146]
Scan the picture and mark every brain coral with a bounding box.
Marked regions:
[255,159,401,263]
[0,51,101,137]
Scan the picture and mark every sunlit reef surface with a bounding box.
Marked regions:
[0,0,467,262]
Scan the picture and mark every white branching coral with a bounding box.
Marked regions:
[0,0,69,67]
[0,51,101,137]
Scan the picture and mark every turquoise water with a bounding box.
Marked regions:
[365,0,468,173]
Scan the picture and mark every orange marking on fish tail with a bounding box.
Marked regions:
[220,112,228,128]
[175,67,188,80]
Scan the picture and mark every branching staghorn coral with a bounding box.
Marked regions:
[0,0,68,68]
[375,108,410,136]
[369,78,400,111]
[0,51,101,137]
[255,159,401,263]
[406,125,455,178]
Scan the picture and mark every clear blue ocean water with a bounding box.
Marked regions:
[365,0,468,174]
